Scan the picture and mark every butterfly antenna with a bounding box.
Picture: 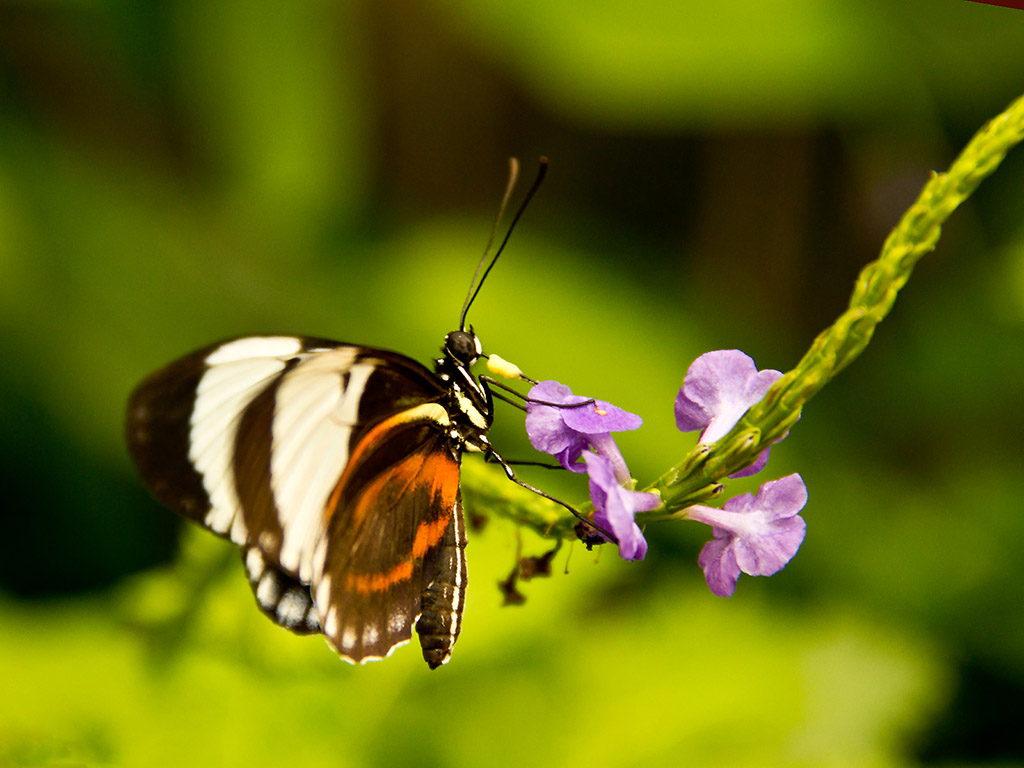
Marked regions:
[459,158,520,330]
[459,157,549,330]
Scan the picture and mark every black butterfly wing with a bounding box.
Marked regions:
[125,335,467,665]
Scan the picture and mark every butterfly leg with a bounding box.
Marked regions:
[481,447,614,541]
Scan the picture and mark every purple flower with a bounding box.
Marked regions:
[526,380,642,479]
[583,452,660,561]
[524,381,656,559]
[684,474,807,597]
[674,350,783,477]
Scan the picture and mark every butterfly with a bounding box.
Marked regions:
[125,159,573,669]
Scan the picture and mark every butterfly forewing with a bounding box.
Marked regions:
[128,336,325,537]
[126,335,472,667]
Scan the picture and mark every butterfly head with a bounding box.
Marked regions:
[444,328,483,367]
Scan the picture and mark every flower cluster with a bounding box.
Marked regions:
[674,350,806,595]
[523,349,806,596]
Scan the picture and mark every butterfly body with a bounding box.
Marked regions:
[126,330,494,668]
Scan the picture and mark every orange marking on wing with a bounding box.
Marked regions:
[412,514,450,558]
[344,509,450,595]
[325,472,345,524]
[348,448,424,527]
[347,559,415,593]
[427,451,459,510]
[347,448,458,529]
[341,451,461,596]
[323,404,449,525]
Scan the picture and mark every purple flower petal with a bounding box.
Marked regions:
[697,538,742,598]
[525,381,590,468]
[583,452,660,561]
[685,474,807,596]
[588,433,632,485]
[526,380,642,473]
[674,350,782,444]
[728,446,771,479]
[560,400,643,434]
[674,350,784,478]
[529,379,583,407]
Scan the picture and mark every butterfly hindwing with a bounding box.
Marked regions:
[313,408,467,667]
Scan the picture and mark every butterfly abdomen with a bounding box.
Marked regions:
[415,492,468,669]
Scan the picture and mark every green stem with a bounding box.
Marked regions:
[464,93,1024,533]
[650,92,1024,513]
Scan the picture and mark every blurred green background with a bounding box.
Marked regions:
[2,1,1024,766]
